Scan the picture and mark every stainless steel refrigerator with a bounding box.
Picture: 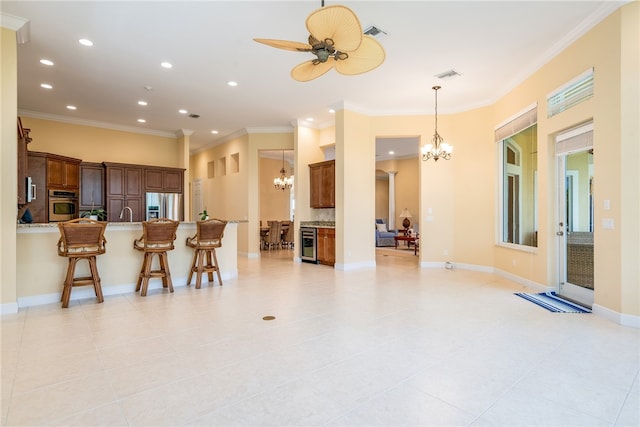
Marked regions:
[146,192,182,221]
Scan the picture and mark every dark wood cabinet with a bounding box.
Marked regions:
[26,152,47,223]
[47,156,80,190]
[309,160,335,208]
[104,163,143,222]
[144,167,183,193]
[317,227,335,266]
[79,162,105,210]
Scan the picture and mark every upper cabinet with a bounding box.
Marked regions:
[144,167,183,193]
[309,160,335,208]
[79,162,105,210]
[47,155,81,190]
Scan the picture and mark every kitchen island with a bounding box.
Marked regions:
[16,221,239,308]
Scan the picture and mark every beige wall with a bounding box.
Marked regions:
[1,27,18,311]
[20,117,180,166]
[189,131,293,257]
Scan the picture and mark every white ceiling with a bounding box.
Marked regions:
[1,1,626,159]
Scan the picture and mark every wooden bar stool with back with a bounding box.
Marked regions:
[57,218,107,308]
[186,218,227,288]
[133,218,179,296]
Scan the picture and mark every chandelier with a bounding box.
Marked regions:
[274,150,293,191]
[421,85,453,161]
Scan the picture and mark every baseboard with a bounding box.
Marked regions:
[593,304,640,328]
[13,271,238,310]
[493,267,548,293]
[0,302,18,315]
[335,260,376,271]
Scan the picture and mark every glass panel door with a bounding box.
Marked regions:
[557,149,594,307]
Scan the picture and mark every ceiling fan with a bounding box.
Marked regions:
[254,3,385,82]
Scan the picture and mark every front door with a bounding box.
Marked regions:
[556,124,594,307]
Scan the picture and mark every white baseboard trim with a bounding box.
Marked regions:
[593,304,640,328]
[1,302,18,315]
[12,271,238,310]
[335,260,376,271]
[493,268,548,293]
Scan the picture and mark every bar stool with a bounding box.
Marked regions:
[186,218,227,288]
[133,218,179,296]
[57,218,107,308]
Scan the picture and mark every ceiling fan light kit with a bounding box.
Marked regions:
[254,4,385,82]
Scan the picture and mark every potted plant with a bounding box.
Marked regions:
[198,209,208,220]
[81,208,107,221]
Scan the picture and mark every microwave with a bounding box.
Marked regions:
[48,189,78,222]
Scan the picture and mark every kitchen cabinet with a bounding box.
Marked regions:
[144,167,184,193]
[309,160,335,208]
[47,156,80,190]
[79,162,105,210]
[317,227,335,266]
[26,152,47,223]
[104,163,143,222]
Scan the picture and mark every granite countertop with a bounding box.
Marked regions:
[300,221,335,228]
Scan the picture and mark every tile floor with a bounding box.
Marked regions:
[1,249,639,426]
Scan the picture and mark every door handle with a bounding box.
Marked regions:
[556,231,564,236]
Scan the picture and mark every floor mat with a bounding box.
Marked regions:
[514,291,591,313]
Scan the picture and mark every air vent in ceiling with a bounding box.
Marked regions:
[364,25,387,38]
[435,69,462,80]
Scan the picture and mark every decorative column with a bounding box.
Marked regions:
[388,171,397,229]
[176,129,193,221]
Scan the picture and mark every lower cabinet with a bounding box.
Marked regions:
[317,227,335,266]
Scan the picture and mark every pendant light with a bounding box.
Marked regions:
[421,85,453,161]
[274,150,293,191]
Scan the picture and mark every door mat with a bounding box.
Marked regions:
[515,291,591,313]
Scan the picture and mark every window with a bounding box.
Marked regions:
[497,105,538,248]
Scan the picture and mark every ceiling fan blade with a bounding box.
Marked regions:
[291,60,334,82]
[335,36,386,76]
[253,38,312,52]
[306,5,363,52]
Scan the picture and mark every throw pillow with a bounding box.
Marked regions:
[376,223,388,232]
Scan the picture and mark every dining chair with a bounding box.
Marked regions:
[265,221,282,250]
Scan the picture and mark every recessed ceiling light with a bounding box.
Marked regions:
[161,62,172,69]
[66,105,77,110]
[328,109,335,114]
[137,119,146,123]
[306,117,314,121]
[78,38,93,47]
[138,100,148,106]
[389,151,394,155]
[211,130,219,134]
[40,59,54,66]
[40,83,52,89]
[178,109,188,114]
[227,81,238,87]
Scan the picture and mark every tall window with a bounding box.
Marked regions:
[496,105,538,248]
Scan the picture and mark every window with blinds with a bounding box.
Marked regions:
[547,68,594,118]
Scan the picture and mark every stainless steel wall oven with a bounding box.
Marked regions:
[48,189,78,221]
[300,227,318,263]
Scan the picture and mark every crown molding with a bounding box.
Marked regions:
[18,110,178,139]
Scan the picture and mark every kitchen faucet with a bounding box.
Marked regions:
[119,206,133,222]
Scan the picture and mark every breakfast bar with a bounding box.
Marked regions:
[16,221,239,308]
